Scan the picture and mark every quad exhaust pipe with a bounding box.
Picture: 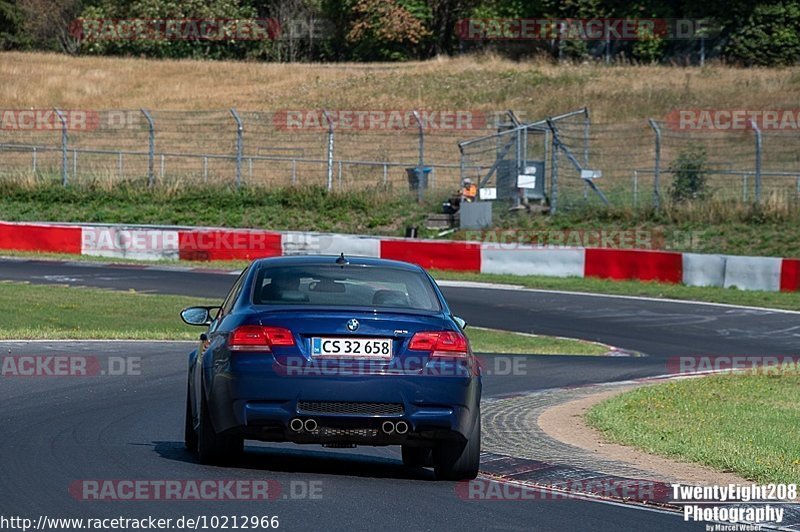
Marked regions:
[289,418,319,432]
[381,420,409,435]
[293,418,406,435]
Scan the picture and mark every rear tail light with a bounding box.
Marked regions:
[229,325,295,351]
[409,330,469,358]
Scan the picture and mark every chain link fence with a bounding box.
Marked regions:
[3,107,800,214]
[459,109,800,214]
[0,109,500,193]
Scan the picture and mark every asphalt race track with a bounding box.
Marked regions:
[3,258,799,531]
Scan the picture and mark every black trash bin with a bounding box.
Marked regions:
[406,166,432,191]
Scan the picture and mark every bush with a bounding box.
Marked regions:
[668,146,708,203]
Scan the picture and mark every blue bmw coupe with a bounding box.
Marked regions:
[181,255,481,480]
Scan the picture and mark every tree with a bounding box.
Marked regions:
[74,0,262,59]
[0,0,26,49]
[18,0,83,53]
[725,2,800,66]
[346,0,430,60]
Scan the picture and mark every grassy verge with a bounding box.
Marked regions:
[467,326,609,355]
[586,373,800,484]
[2,181,800,257]
[0,281,217,340]
[0,282,603,354]
[0,182,433,237]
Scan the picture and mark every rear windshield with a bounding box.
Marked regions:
[252,264,441,312]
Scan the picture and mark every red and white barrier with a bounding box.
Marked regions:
[721,256,783,292]
[82,226,180,261]
[682,253,726,288]
[481,246,584,277]
[2,220,800,293]
[0,221,81,255]
[282,231,381,257]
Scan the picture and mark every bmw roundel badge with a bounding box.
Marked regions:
[346,319,359,332]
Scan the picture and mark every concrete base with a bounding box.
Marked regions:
[459,201,492,229]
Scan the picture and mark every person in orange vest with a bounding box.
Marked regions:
[443,178,478,214]
[460,178,477,203]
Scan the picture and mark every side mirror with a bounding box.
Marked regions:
[180,306,219,326]
[453,316,467,330]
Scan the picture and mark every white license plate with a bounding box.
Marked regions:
[311,337,392,358]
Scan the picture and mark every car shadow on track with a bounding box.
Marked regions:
[151,441,437,481]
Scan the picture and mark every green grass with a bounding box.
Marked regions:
[431,270,800,311]
[0,282,605,355]
[0,181,432,237]
[2,181,800,256]
[0,281,216,340]
[466,326,609,355]
[586,373,800,484]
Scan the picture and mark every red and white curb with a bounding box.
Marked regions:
[2,220,799,293]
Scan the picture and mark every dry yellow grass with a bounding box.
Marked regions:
[2,51,800,119]
[3,51,800,197]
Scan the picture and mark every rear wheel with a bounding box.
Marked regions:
[184,387,198,452]
[402,445,433,468]
[434,415,480,480]
[197,387,243,465]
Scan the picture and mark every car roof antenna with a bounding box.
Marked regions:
[336,252,348,265]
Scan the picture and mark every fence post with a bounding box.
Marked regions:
[140,109,155,187]
[230,108,244,188]
[648,118,661,209]
[322,110,334,191]
[546,118,558,215]
[750,120,762,203]
[54,108,68,186]
[583,108,590,200]
[458,143,466,185]
[411,110,425,202]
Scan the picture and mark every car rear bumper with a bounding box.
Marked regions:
[208,354,481,443]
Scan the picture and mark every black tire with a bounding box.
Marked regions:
[402,446,433,468]
[434,415,480,480]
[197,387,243,465]
[184,387,198,452]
